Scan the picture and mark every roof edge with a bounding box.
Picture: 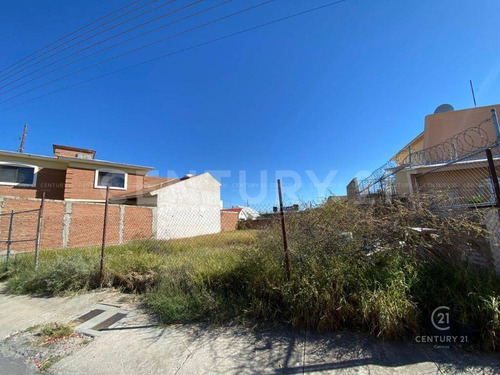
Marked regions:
[0,149,154,171]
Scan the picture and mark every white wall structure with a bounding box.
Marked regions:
[152,173,221,239]
[237,206,260,220]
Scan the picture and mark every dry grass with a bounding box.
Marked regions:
[2,200,499,350]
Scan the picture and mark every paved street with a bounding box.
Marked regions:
[0,284,498,374]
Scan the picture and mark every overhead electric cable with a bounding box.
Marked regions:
[0,0,145,75]
[0,0,177,82]
[0,0,222,94]
[0,0,275,105]
[0,0,347,112]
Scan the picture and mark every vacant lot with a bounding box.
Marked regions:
[1,200,499,351]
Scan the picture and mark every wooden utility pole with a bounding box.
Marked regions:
[19,124,27,153]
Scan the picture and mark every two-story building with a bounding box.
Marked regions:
[0,144,170,201]
[0,145,222,249]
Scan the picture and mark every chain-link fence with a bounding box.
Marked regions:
[3,114,500,278]
[0,206,42,268]
[353,112,500,273]
[0,186,295,282]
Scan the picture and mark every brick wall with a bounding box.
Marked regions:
[0,167,65,200]
[221,210,239,231]
[53,146,94,159]
[64,167,145,201]
[0,197,153,253]
[124,206,154,241]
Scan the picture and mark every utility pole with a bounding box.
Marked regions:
[18,124,27,153]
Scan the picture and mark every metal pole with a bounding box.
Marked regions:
[486,148,500,206]
[408,146,412,167]
[491,109,500,152]
[452,143,458,159]
[277,179,291,281]
[6,210,14,267]
[99,186,110,286]
[34,192,45,270]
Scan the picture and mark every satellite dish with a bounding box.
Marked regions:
[434,104,454,114]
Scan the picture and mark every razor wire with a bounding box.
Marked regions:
[358,117,495,195]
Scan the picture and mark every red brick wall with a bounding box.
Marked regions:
[221,210,239,231]
[123,206,153,241]
[68,203,120,248]
[64,167,145,201]
[0,167,66,200]
[0,198,65,253]
[0,197,153,253]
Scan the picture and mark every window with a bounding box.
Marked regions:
[95,169,127,190]
[0,163,37,186]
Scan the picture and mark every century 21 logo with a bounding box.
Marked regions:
[431,306,450,331]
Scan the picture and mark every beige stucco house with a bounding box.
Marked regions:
[389,103,499,202]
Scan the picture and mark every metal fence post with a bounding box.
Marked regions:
[99,186,110,286]
[408,146,412,167]
[486,148,500,206]
[277,179,291,281]
[6,210,14,268]
[452,143,458,159]
[492,109,500,152]
[34,192,45,270]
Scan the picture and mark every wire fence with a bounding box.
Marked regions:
[2,114,500,277]
[0,186,302,283]
[0,205,43,268]
[1,180,500,280]
[351,111,500,273]
[357,116,496,196]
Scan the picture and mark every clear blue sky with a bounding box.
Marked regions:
[1,0,499,206]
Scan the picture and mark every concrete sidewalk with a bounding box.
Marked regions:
[0,283,114,341]
[51,324,500,375]
[0,285,498,375]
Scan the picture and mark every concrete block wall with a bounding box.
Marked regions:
[346,178,359,200]
[0,197,153,253]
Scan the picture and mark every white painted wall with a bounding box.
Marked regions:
[152,173,221,240]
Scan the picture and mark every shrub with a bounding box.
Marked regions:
[40,322,74,340]
[2,199,499,349]
[8,255,99,295]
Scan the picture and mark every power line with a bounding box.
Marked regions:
[0,0,227,95]
[0,0,145,75]
[0,0,347,112]
[0,0,176,82]
[0,0,276,105]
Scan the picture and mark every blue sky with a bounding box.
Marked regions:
[1,0,499,207]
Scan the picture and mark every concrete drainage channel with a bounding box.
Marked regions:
[74,304,130,337]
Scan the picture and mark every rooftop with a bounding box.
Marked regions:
[0,147,154,172]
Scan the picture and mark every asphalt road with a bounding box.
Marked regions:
[0,351,33,375]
